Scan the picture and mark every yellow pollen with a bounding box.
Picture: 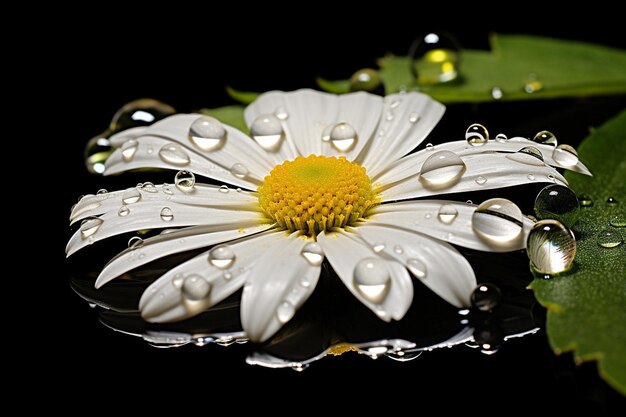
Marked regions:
[258,155,379,235]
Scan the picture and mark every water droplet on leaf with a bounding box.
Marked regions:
[534,184,580,227]
[527,219,576,274]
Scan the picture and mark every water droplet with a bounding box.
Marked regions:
[533,130,557,147]
[372,242,386,253]
[387,350,422,362]
[250,114,284,151]
[472,198,524,248]
[491,86,503,100]
[506,146,545,166]
[552,144,578,167]
[182,275,211,301]
[276,301,296,323]
[141,182,158,193]
[84,134,112,174]
[301,242,324,266]
[121,140,138,162]
[475,175,487,185]
[495,133,508,143]
[329,122,357,152]
[578,194,594,207]
[409,32,460,85]
[300,277,310,287]
[390,99,401,109]
[274,107,289,120]
[163,186,174,195]
[230,163,249,179]
[122,187,142,204]
[118,206,130,217]
[409,112,420,123]
[159,143,190,166]
[406,258,427,279]
[527,174,536,181]
[393,245,404,254]
[80,217,103,239]
[353,258,391,304]
[534,184,580,227]
[597,229,623,248]
[188,116,226,151]
[466,200,473,205]
[111,99,175,131]
[473,324,504,354]
[523,74,543,93]
[222,270,233,280]
[425,143,434,150]
[610,215,626,228]
[349,68,383,93]
[471,283,501,312]
[128,236,144,249]
[419,150,466,189]
[219,185,229,193]
[466,123,489,146]
[97,189,108,195]
[527,219,576,273]
[175,170,195,192]
[606,197,619,206]
[160,207,174,222]
[208,244,235,269]
[437,204,458,225]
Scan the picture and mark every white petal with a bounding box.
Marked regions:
[379,152,567,202]
[66,191,266,256]
[240,234,321,342]
[140,230,285,322]
[355,225,476,307]
[70,183,260,225]
[317,229,413,321]
[360,92,445,177]
[95,222,273,288]
[369,200,534,252]
[108,127,148,147]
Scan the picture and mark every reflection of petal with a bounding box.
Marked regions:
[140,230,284,322]
[368,200,534,252]
[317,229,413,321]
[356,225,476,307]
[241,234,321,342]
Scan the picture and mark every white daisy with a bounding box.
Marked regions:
[67,89,589,343]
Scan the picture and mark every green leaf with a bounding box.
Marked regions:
[200,105,247,133]
[530,110,626,395]
[318,35,626,103]
[225,86,260,105]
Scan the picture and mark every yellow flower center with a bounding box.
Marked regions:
[258,155,379,235]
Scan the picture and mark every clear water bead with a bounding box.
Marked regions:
[533,130,557,147]
[534,184,580,227]
[175,170,195,192]
[552,144,578,167]
[329,122,358,152]
[437,204,458,224]
[121,140,138,162]
[419,150,466,189]
[208,244,236,269]
[159,207,174,222]
[410,32,460,85]
[465,123,489,146]
[406,258,427,279]
[118,206,130,217]
[597,229,623,248]
[527,219,576,274]
[276,301,296,323]
[188,116,226,151]
[354,257,391,304]
[250,114,284,151]
[301,242,324,266]
[158,143,190,166]
[122,187,142,204]
[80,217,103,239]
[506,146,545,166]
[495,133,508,143]
[230,163,249,179]
[472,198,524,248]
[471,283,502,312]
[182,275,211,301]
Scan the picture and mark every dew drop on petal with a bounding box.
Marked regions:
[80,217,103,239]
[219,185,229,193]
[495,133,508,143]
[465,123,489,146]
[475,175,487,185]
[188,115,226,151]
[301,242,324,266]
[97,189,108,195]
[527,219,576,274]
[141,182,158,193]
[182,275,211,301]
[527,174,535,181]
[409,112,420,123]
[159,143,190,166]
[393,245,404,254]
[276,301,296,324]
[122,187,142,204]
[552,144,579,167]
[274,107,289,120]
[419,150,466,189]
[437,204,458,224]
[425,143,434,150]
[159,207,174,222]
[329,122,358,152]
[121,140,138,162]
[372,242,386,253]
[406,258,427,279]
[230,163,249,179]
[597,229,623,248]
[128,236,144,249]
[353,257,391,304]
[533,130,557,147]
[472,198,524,248]
[534,184,580,227]
[250,114,284,151]
[175,170,195,192]
[118,206,130,217]
[208,244,235,269]
[506,146,545,166]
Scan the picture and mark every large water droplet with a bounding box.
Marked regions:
[472,198,524,248]
[406,258,427,279]
[597,229,623,248]
[301,242,324,266]
[527,219,576,274]
[419,150,466,189]
[121,140,138,162]
[349,68,383,94]
[329,122,358,152]
[506,146,545,166]
[118,206,130,217]
[437,204,458,224]
[250,114,284,151]
[276,301,296,323]
[471,283,501,312]
[409,32,460,85]
[534,184,580,227]
[230,163,249,179]
[552,144,578,167]
[465,123,489,146]
[188,116,226,151]
[175,170,195,192]
[111,99,175,130]
[353,258,391,304]
[122,187,142,204]
[208,244,235,269]
[80,217,103,239]
[160,207,174,222]
[159,143,190,166]
[84,134,112,174]
[182,275,211,301]
[533,130,557,147]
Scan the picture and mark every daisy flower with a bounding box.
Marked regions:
[67,89,588,343]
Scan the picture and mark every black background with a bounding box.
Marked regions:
[43,16,626,412]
